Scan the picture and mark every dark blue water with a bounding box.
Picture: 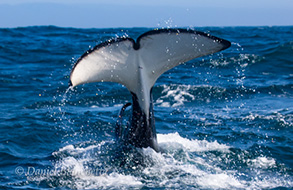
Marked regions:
[0,26,292,189]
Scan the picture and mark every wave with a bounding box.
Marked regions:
[155,84,227,107]
[154,83,292,108]
[263,41,293,58]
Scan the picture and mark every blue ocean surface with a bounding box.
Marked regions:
[0,26,292,189]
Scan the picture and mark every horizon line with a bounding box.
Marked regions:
[1,24,293,30]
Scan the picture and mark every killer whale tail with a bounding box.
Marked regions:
[70,28,230,113]
[69,28,231,151]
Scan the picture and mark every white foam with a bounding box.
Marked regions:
[90,103,124,109]
[156,84,227,107]
[52,144,143,189]
[156,84,195,107]
[196,173,245,189]
[53,143,102,156]
[141,145,244,189]
[247,176,293,190]
[46,134,291,189]
[158,132,230,152]
[73,172,142,190]
[61,156,85,176]
[247,156,276,169]
[244,111,292,127]
[140,137,240,189]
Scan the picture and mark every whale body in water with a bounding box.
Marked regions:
[69,28,231,152]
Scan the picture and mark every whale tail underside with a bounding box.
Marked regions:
[69,28,231,151]
[69,28,231,114]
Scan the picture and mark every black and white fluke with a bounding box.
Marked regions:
[69,28,231,152]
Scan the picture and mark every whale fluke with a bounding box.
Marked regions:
[69,28,231,151]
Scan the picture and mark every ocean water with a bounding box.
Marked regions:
[0,26,292,189]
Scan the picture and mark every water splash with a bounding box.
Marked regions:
[28,132,292,189]
[156,84,195,107]
[156,17,177,29]
[61,86,74,105]
[155,84,227,107]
